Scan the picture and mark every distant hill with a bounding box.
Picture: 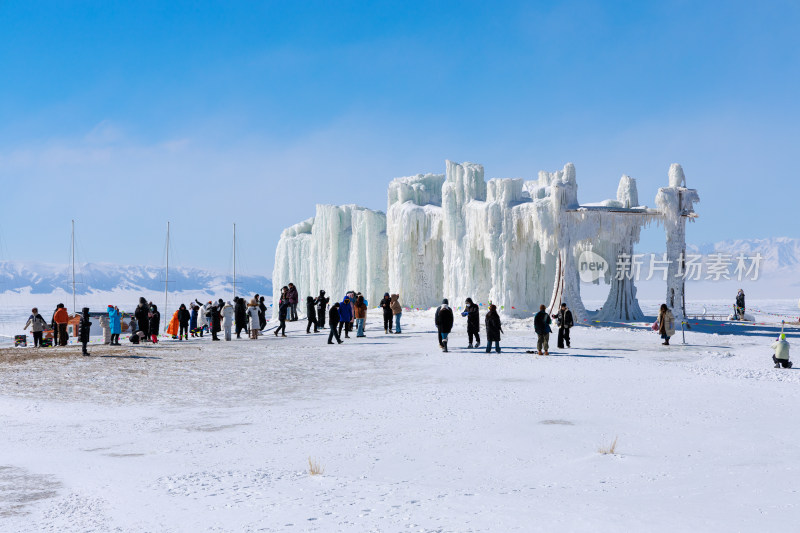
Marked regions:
[0,262,272,296]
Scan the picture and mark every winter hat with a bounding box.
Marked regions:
[384,292,390,297]
[82,307,90,315]
[319,290,325,295]
[442,298,449,305]
[781,333,786,340]
[465,298,473,305]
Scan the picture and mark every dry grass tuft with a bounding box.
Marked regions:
[598,436,618,455]
[308,457,325,476]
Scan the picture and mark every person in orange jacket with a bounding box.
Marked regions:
[53,304,69,346]
[167,310,180,339]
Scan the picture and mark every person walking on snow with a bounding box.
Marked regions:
[315,291,329,329]
[328,302,343,344]
[461,298,480,348]
[247,300,260,339]
[390,294,402,333]
[658,304,675,346]
[484,304,503,354]
[772,333,792,368]
[435,299,454,352]
[337,296,353,338]
[380,293,394,334]
[553,303,573,349]
[79,307,92,356]
[534,305,552,355]
[23,308,48,348]
[354,295,368,337]
[221,301,234,341]
[275,300,289,337]
[108,305,121,345]
[306,296,318,333]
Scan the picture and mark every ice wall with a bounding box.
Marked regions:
[271,204,388,314]
[386,174,445,308]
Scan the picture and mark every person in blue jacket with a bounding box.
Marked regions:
[189,303,199,336]
[108,305,122,346]
[337,296,353,339]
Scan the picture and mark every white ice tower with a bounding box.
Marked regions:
[656,164,700,319]
[273,160,698,321]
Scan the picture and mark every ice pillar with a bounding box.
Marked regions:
[655,164,699,319]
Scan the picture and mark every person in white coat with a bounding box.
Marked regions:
[195,299,209,337]
[99,315,111,345]
[247,300,260,339]
[222,301,234,341]
[771,333,792,368]
[658,304,676,346]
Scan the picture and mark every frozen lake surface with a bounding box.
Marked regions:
[0,305,798,531]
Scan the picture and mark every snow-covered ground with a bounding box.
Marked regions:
[1,303,799,532]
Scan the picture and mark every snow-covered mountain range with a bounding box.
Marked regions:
[0,262,271,296]
[687,237,799,273]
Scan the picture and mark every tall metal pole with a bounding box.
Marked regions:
[165,221,170,331]
[71,219,76,314]
[233,223,236,299]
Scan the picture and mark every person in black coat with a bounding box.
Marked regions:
[79,307,92,356]
[484,304,503,354]
[178,303,191,340]
[209,302,221,341]
[149,304,161,343]
[461,298,481,348]
[306,296,318,333]
[533,304,552,355]
[327,302,343,344]
[379,293,393,334]
[258,296,267,331]
[434,299,454,352]
[234,297,248,338]
[49,306,60,347]
[735,289,746,320]
[275,301,289,337]
[135,297,150,339]
[552,303,573,349]
[314,290,329,329]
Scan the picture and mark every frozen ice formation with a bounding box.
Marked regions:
[273,161,698,320]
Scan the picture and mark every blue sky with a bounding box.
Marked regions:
[0,0,797,275]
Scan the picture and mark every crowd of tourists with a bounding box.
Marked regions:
[18,286,791,368]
